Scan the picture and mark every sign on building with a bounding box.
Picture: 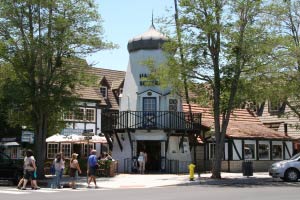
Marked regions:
[21,131,34,144]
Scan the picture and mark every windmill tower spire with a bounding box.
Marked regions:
[151,10,155,28]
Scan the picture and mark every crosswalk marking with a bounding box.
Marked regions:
[0,187,110,195]
[0,190,28,195]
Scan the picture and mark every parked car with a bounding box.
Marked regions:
[0,151,23,185]
[269,152,300,182]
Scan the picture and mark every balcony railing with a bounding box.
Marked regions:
[101,111,201,131]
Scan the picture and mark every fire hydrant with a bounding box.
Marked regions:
[188,163,196,181]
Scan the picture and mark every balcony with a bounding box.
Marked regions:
[101,111,201,132]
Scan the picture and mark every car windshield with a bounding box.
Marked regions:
[289,152,300,160]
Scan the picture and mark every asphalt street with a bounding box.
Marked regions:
[0,185,299,200]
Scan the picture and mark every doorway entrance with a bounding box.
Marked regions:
[137,141,161,173]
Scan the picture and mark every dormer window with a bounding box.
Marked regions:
[100,86,107,98]
[268,100,283,115]
[169,99,178,111]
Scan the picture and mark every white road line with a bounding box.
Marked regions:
[0,187,111,195]
[0,190,29,195]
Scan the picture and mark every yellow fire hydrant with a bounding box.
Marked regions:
[188,163,196,181]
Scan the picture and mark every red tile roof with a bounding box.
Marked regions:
[183,104,291,140]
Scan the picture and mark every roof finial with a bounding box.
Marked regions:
[151,10,155,28]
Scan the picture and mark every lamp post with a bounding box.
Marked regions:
[82,129,94,182]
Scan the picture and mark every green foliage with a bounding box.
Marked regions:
[155,0,279,178]
[0,0,113,177]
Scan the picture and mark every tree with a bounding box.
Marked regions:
[0,0,112,178]
[265,0,300,119]
[157,0,272,178]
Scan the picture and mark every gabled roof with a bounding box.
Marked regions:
[86,67,125,87]
[75,85,106,105]
[183,104,291,140]
[111,79,124,90]
[83,67,125,110]
[137,89,163,96]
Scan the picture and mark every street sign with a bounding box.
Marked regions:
[21,131,34,144]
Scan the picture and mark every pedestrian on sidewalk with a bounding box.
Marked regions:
[51,152,65,189]
[138,150,147,174]
[69,153,81,189]
[21,149,40,190]
[17,150,34,189]
[87,149,99,188]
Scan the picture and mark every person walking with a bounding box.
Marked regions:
[52,153,65,189]
[138,150,147,174]
[87,149,99,188]
[17,151,34,189]
[69,153,81,189]
[21,149,40,190]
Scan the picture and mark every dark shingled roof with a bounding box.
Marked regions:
[127,25,168,53]
[83,67,125,110]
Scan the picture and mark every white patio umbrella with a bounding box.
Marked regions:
[90,135,107,143]
[66,134,84,143]
[46,134,69,143]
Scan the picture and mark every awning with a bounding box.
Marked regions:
[3,142,20,146]
[46,134,107,144]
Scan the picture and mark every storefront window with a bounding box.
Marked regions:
[47,143,59,159]
[61,143,71,158]
[272,144,283,160]
[258,143,270,160]
[244,143,256,160]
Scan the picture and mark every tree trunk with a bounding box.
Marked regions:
[34,112,48,179]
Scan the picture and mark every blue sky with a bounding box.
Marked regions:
[86,0,173,71]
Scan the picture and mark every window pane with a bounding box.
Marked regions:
[100,87,107,98]
[169,99,178,111]
[61,143,71,159]
[63,111,73,120]
[258,143,270,160]
[86,109,95,122]
[47,143,58,159]
[272,144,283,160]
[244,144,255,159]
[143,98,156,111]
[75,108,84,120]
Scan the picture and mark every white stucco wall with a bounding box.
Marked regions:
[120,49,172,112]
[166,136,192,162]
[96,109,101,134]
[111,132,132,173]
[233,140,242,160]
[224,142,228,160]
[285,141,293,159]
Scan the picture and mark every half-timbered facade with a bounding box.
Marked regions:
[46,67,125,159]
[257,100,300,153]
[184,104,294,172]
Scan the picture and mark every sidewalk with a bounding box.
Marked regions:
[40,172,275,189]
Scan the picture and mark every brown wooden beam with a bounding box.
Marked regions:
[115,131,123,152]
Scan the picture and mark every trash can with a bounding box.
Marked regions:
[242,160,253,177]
